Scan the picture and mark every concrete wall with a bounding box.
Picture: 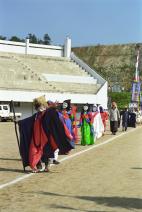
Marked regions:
[0,101,34,119]
[0,87,108,114]
[96,82,108,109]
[17,102,34,119]
[0,89,97,104]
[10,102,34,119]
[0,39,64,57]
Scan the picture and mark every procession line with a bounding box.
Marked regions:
[59,127,137,162]
[0,127,138,190]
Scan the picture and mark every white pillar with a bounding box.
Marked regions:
[64,36,71,58]
[25,39,29,55]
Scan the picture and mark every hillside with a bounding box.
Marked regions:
[72,43,142,91]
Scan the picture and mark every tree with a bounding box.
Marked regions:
[37,39,44,45]
[109,92,131,109]
[9,36,24,42]
[0,35,6,40]
[0,33,52,45]
[43,33,51,45]
[28,33,38,44]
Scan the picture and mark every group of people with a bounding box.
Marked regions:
[17,96,140,173]
[110,101,142,134]
[18,97,67,172]
[18,96,109,173]
[78,104,108,145]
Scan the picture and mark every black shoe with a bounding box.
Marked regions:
[53,160,60,165]
[36,161,43,171]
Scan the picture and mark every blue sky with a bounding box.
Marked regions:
[0,0,142,47]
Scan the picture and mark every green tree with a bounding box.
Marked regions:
[43,33,51,45]
[27,33,51,45]
[0,35,6,40]
[37,39,44,44]
[9,36,24,42]
[28,33,38,44]
[109,92,131,109]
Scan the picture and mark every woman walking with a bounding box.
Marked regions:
[109,102,120,135]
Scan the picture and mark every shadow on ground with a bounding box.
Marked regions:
[75,196,142,210]
[131,167,142,170]
[0,167,28,173]
[31,191,142,210]
[49,204,95,212]
[0,157,21,161]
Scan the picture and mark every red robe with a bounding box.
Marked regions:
[29,112,57,169]
[100,111,108,131]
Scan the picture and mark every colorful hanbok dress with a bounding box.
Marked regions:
[70,105,78,144]
[90,111,104,139]
[99,106,108,132]
[79,112,94,145]
[61,109,75,148]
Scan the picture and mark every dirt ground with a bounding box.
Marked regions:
[0,122,142,212]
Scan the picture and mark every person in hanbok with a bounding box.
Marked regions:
[46,100,60,165]
[99,106,108,132]
[23,95,57,172]
[60,100,75,148]
[18,96,73,173]
[90,104,104,139]
[47,100,73,160]
[79,104,94,145]
[70,104,78,144]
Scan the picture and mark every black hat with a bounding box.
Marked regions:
[62,99,71,111]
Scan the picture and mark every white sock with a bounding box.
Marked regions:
[54,148,59,161]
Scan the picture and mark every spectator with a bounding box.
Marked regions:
[121,106,129,131]
[109,102,120,135]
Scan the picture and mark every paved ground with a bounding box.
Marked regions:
[0,122,142,212]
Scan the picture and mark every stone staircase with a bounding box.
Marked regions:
[0,52,101,94]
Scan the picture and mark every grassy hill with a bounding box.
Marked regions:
[72,43,142,91]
